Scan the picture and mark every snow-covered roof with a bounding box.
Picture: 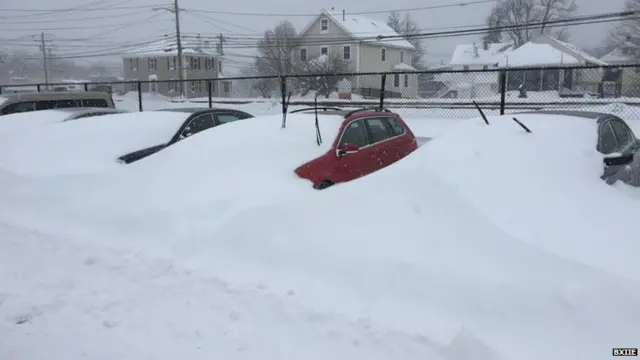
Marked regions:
[122,37,219,58]
[600,45,637,64]
[392,63,416,71]
[497,36,607,67]
[299,10,414,50]
[548,37,607,66]
[449,42,514,66]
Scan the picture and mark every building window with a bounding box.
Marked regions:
[205,58,213,70]
[321,46,328,56]
[320,18,328,32]
[129,79,138,91]
[168,79,177,92]
[463,65,469,70]
[343,46,351,60]
[148,57,157,70]
[190,81,197,93]
[482,65,488,70]
[130,58,138,71]
[394,73,400,87]
[190,57,201,70]
[300,48,307,62]
[381,48,386,62]
[223,82,230,93]
[404,74,408,87]
[168,56,176,70]
[400,50,404,63]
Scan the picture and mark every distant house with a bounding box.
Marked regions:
[440,41,514,98]
[600,42,640,97]
[121,36,232,98]
[498,35,607,94]
[449,41,514,70]
[294,9,418,98]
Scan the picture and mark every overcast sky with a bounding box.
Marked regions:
[1,0,627,73]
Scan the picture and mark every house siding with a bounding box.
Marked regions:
[122,54,231,98]
[295,16,417,98]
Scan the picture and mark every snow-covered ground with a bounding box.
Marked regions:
[1,105,640,360]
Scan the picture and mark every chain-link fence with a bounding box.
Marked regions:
[2,64,640,119]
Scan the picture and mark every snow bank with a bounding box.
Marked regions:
[0,109,72,135]
[1,111,639,360]
[419,113,640,281]
[0,111,189,176]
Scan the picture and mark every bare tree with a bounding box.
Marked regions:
[484,0,577,47]
[295,54,349,98]
[609,0,640,48]
[387,11,426,69]
[255,20,298,76]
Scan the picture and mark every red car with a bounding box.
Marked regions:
[294,108,418,189]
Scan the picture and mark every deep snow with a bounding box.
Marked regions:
[1,108,639,360]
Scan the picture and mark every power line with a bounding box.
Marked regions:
[0,3,163,13]
[0,14,169,31]
[22,11,635,60]
[0,10,153,24]
[183,0,496,17]
[0,0,139,19]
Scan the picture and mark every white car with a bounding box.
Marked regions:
[0,108,127,136]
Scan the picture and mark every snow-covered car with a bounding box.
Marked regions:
[523,110,640,187]
[117,107,253,163]
[0,109,249,175]
[0,108,128,135]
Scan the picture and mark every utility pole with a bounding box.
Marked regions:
[39,32,49,90]
[155,1,185,99]
[218,33,224,56]
[173,0,185,99]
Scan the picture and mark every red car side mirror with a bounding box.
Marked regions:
[338,143,359,156]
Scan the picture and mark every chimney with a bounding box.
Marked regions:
[342,9,345,21]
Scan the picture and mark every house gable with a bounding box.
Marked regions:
[297,9,414,50]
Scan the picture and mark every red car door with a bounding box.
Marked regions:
[363,117,395,169]
[331,119,379,183]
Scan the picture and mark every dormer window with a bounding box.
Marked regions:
[320,18,328,32]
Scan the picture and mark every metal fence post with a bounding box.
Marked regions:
[137,81,143,112]
[379,73,387,108]
[280,76,287,114]
[208,80,213,108]
[499,71,507,115]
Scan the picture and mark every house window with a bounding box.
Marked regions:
[190,81,197,93]
[300,48,307,62]
[205,58,213,70]
[190,57,201,70]
[394,73,400,87]
[381,48,386,62]
[463,65,469,70]
[168,56,176,70]
[343,46,351,60]
[320,18,328,32]
[168,79,176,92]
[148,57,157,70]
[218,60,222,73]
[400,50,404,63]
[404,74,408,87]
[130,58,138,71]
[223,82,230,93]
[482,65,488,70]
[321,47,328,56]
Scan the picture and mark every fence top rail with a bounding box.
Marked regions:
[2,63,638,89]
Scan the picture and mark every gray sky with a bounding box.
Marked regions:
[0,0,627,73]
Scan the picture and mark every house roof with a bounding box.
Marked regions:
[497,36,607,67]
[600,43,637,64]
[449,42,514,66]
[298,9,414,50]
[122,36,219,58]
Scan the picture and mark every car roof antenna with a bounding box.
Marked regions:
[472,101,490,125]
[281,91,292,128]
[315,94,323,146]
[512,117,532,133]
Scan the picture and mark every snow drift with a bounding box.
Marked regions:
[0,111,639,360]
